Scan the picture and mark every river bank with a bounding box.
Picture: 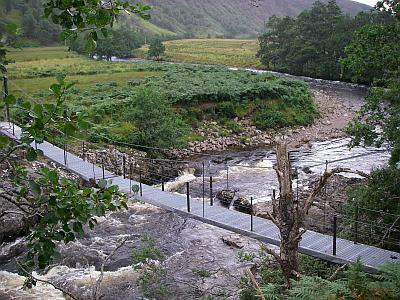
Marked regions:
[168,79,366,158]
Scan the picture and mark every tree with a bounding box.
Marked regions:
[148,38,166,60]
[267,143,368,286]
[71,28,145,60]
[257,0,395,81]
[43,0,150,50]
[126,88,189,148]
[341,7,400,166]
[257,1,355,80]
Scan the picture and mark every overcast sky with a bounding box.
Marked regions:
[353,0,376,6]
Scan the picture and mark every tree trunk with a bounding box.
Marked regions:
[272,144,302,286]
[267,143,369,287]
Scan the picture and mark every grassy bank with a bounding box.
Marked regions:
[4,47,316,149]
[134,39,261,68]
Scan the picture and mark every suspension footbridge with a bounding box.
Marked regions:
[1,122,399,272]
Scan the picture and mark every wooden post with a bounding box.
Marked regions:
[186,182,190,212]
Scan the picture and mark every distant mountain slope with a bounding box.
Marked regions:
[143,0,371,37]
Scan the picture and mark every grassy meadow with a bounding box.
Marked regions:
[3,46,315,149]
[134,39,262,68]
[6,47,161,97]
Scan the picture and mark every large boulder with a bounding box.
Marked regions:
[215,190,235,207]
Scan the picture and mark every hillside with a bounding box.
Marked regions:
[1,0,372,41]
[142,0,372,37]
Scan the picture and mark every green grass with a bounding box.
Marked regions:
[7,47,80,62]
[140,19,176,36]
[5,47,161,98]
[134,39,262,68]
[10,71,160,97]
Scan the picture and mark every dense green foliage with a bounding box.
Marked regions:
[340,23,400,84]
[0,0,61,46]
[257,0,394,81]
[62,63,315,147]
[240,249,400,300]
[147,38,165,60]
[342,0,400,254]
[345,168,400,251]
[0,0,150,48]
[70,28,145,60]
[342,1,400,165]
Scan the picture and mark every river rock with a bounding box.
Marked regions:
[233,197,252,214]
[222,234,245,249]
[215,190,235,207]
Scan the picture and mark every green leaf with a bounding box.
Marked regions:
[33,104,43,117]
[132,184,140,193]
[29,180,41,196]
[4,95,16,105]
[21,101,32,110]
[63,123,76,135]
[98,179,107,189]
[72,222,83,233]
[48,170,59,185]
[85,35,97,52]
[65,232,75,243]
[50,84,61,97]
[26,148,38,161]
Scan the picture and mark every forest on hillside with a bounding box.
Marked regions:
[257,0,397,82]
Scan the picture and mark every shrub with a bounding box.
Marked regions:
[253,107,288,129]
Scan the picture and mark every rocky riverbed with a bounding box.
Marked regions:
[0,198,266,299]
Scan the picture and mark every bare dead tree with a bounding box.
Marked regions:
[265,143,369,287]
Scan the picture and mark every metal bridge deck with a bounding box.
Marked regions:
[1,122,399,271]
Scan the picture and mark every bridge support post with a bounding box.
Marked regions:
[186,182,190,212]
[101,158,105,179]
[251,197,253,232]
[139,169,143,197]
[210,176,213,206]
[123,155,126,179]
[333,215,337,256]
[82,142,86,161]
[354,204,359,244]
[202,161,205,217]
[63,144,67,165]
[129,163,132,193]
[161,167,164,191]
